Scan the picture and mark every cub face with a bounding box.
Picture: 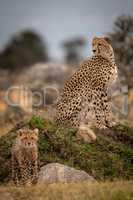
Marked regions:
[92,37,114,61]
[17,128,39,148]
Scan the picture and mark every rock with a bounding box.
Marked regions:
[18,63,70,88]
[38,163,95,184]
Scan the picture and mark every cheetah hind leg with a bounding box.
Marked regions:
[31,159,38,184]
[68,111,81,128]
[69,103,97,143]
[56,96,82,125]
[67,111,96,143]
[78,111,97,143]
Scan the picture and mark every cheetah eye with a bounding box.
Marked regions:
[24,137,28,140]
[98,43,102,46]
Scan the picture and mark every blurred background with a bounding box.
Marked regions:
[0,0,133,135]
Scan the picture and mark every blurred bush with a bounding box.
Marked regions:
[109,15,133,88]
[62,37,87,66]
[0,29,49,72]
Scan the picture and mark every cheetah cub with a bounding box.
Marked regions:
[56,37,118,140]
[11,128,39,185]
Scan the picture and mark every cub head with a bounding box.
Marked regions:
[92,37,114,61]
[17,128,39,148]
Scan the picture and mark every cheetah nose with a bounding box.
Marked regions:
[93,49,96,53]
[28,142,30,146]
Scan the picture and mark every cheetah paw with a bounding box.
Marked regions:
[77,125,97,143]
[105,121,117,128]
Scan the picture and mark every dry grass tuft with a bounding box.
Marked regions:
[0,181,133,200]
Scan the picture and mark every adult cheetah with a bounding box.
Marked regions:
[56,37,118,131]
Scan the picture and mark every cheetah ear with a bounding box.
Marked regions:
[34,128,39,136]
[17,129,23,136]
[93,36,98,40]
[104,37,111,44]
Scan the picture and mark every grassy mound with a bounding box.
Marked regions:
[0,116,133,183]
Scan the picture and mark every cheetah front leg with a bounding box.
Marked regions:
[11,154,20,185]
[31,158,39,184]
[19,160,29,185]
[101,92,116,127]
[92,92,107,129]
[94,106,107,129]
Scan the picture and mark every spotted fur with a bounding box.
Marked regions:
[11,128,39,185]
[56,37,118,129]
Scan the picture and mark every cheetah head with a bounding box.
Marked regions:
[92,37,114,62]
[17,128,39,148]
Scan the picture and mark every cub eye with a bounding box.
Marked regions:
[98,43,102,46]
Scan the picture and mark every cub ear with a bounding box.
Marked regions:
[34,128,39,136]
[93,36,98,41]
[104,37,111,44]
[17,129,23,136]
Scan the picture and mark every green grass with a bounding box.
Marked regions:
[29,115,46,130]
[0,116,133,183]
[116,123,133,134]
